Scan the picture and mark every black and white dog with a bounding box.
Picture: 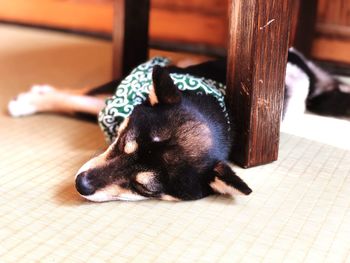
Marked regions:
[8,48,350,202]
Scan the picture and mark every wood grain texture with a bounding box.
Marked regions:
[312,0,350,65]
[312,37,350,64]
[0,0,227,48]
[226,0,292,168]
[316,23,350,40]
[2,0,350,65]
[152,0,227,15]
[315,0,350,41]
[317,0,350,26]
[112,0,150,78]
[150,6,227,47]
[0,0,114,33]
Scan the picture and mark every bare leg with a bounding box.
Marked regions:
[8,84,108,117]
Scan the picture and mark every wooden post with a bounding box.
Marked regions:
[290,0,318,56]
[112,0,150,78]
[226,0,292,168]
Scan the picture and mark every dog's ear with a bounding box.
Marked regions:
[209,161,252,196]
[150,65,181,105]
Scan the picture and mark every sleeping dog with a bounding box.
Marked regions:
[8,48,350,202]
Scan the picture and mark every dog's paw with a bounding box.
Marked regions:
[8,93,38,117]
[8,84,55,117]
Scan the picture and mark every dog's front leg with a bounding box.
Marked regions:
[8,84,107,117]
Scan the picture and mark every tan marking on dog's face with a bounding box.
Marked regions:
[148,85,158,106]
[161,195,180,201]
[210,177,243,196]
[124,140,138,154]
[136,172,155,185]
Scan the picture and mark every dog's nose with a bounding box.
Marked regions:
[75,171,96,196]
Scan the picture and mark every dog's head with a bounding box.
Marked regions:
[75,66,252,202]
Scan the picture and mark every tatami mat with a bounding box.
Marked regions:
[1,24,350,263]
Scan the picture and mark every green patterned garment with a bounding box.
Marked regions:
[98,57,229,142]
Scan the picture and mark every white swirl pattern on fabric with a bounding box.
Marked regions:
[98,57,230,143]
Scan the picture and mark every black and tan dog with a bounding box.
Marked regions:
[8,49,350,202]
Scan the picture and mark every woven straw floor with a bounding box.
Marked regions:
[1,24,350,263]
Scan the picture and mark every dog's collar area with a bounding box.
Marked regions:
[98,57,230,143]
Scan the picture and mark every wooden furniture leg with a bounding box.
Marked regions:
[112,0,150,78]
[290,0,318,56]
[226,0,293,168]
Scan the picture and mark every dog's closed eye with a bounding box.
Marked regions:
[133,182,157,196]
[133,172,162,196]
